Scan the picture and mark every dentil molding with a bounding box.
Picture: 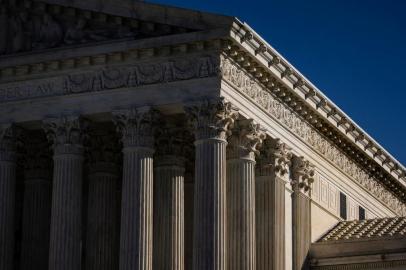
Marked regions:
[220,55,406,215]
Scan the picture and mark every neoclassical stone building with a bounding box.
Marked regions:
[0,0,405,270]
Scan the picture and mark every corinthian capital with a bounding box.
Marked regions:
[112,107,160,148]
[185,98,239,140]
[155,122,191,157]
[86,129,120,168]
[228,119,266,160]
[0,123,17,161]
[20,132,52,179]
[256,138,292,179]
[43,115,89,155]
[291,156,315,194]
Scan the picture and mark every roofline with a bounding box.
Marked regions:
[229,19,406,188]
[39,0,235,30]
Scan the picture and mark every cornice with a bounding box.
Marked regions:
[220,55,406,215]
[0,37,227,87]
[227,20,406,189]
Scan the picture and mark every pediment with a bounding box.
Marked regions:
[0,0,231,56]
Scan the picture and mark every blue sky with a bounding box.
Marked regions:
[149,0,406,165]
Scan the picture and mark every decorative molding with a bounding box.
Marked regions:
[227,119,266,160]
[256,138,293,179]
[112,107,161,148]
[312,173,339,217]
[227,27,406,189]
[0,123,18,162]
[292,156,315,195]
[185,98,239,141]
[85,130,120,166]
[220,56,406,215]
[0,55,219,102]
[42,115,89,155]
[154,122,191,160]
[20,132,52,179]
[0,0,189,56]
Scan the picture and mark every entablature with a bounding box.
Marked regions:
[220,55,405,216]
[0,0,404,215]
[225,21,406,191]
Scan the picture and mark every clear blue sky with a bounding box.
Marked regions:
[149,0,406,165]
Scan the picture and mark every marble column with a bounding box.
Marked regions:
[184,173,194,270]
[185,99,239,270]
[85,133,120,270]
[227,119,265,270]
[255,139,292,270]
[153,157,185,270]
[43,116,88,270]
[153,125,187,270]
[291,156,314,270]
[0,124,17,270]
[113,107,159,270]
[20,136,52,270]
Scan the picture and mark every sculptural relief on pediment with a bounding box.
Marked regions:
[0,0,189,56]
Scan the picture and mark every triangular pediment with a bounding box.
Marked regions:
[0,0,233,56]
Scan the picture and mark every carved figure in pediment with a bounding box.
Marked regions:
[10,10,33,52]
[64,18,136,45]
[64,18,107,45]
[32,14,63,49]
[0,5,9,54]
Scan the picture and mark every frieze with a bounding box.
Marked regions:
[220,56,406,215]
[0,55,219,103]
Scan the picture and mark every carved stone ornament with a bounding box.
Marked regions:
[20,132,52,179]
[291,156,315,194]
[227,119,266,160]
[112,107,161,149]
[185,98,239,141]
[154,122,191,159]
[0,56,219,103]
[256,138,293,179]
[42,115,89,155]
[85,131,120,166]
[0,123,17,161]
[0,0,145,55]
[221,55,406,215]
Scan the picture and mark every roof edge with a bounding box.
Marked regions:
[227,19,406,191]
[38,0,236,30]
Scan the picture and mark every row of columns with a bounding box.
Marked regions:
[0,98,315,270]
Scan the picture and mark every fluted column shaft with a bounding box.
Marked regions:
[255,139,292,270]
[20,172,52,270]
[43,116,87,270]
[113,107,158,270]
[186,99,239,270]
[255,176,286,270]
[292,192,311,270]
[120,147,153,270]
[227,119,265,270]
[227,157,256,270]
[0,128,17,270]
[291,156,314,270]
[153,156,185,270]
[194,137,227,270]
[49,145,84,270]
[86,162,119,270]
